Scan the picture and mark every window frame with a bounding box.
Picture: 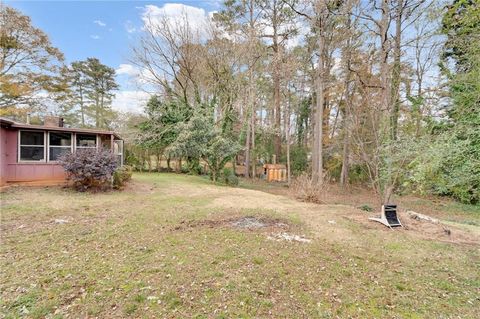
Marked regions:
[113,139,124,166]
[47,131,73,163]
[18,130,46,163]
[17,130,104,164]
[75,133,98,150]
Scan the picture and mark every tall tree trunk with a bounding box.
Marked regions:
[273,45,282,161]
[340,91,351,187]
[312,0,327,186]
[390,0,403,141]
[340,125,350,186]
[251,88,257,179]
[245,103,251,178]
[244,120,251,178]
[380,0,393,204]
[95,94,100,128]
[340,12,353,187]
[79,86,85,126]
[414,75,422,137]
[286,83,292,185]
[100,93,104,129]
[156,153,161,172]
[272,0,282,161]
[245,66,255,178]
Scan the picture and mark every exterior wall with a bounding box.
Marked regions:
[0,127,9,185]
[0,127,121,185]
[1,128,65,184]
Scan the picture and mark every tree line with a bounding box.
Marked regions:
[1,1,478,204]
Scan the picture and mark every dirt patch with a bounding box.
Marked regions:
[170,216,313,245]
[399,211,479,245]
[232,216,268,228]
[171,216,291,233]
[346,210,480,245]
[231,216,289,229]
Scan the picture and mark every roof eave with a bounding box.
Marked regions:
[8,123,122,140]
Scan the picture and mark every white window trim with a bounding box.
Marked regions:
[18,130,46,163]
[47,131,73,163]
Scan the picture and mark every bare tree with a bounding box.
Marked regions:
[260,0,298,161]
[213,0,265,177]
[311,0,331,185]
[390,0,427,140]
[339,1,360,187]
[131,10,204,107]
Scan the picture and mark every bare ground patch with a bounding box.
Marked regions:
[169,215,292,233]
[167,215,315,244]
[345,210,480,245]
[204,185,480,246]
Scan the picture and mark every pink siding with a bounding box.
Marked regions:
[0,127,8,185]
[0,127,65,184]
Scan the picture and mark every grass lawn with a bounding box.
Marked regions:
[1,173,479,318]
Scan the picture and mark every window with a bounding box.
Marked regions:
[76,134,97,149]
[49,132,72,161]
[113,140,124,166]
[19,131,45,161]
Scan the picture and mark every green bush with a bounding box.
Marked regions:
[222,168,239,186]
[348,164,370,184]
[113,165,133,189]
[407,131,480,204]
[222,167,232,176]
[225,174,239,186]
[290,146,309,176]
[124,149,141,170]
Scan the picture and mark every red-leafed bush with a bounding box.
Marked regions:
[58,149,117,191]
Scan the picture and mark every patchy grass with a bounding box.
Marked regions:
[1,172,479,318]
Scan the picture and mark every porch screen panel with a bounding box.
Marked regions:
[19,131,45,161]
[76,134,97,150]
[113,140,123,166]
[49,132,72,161]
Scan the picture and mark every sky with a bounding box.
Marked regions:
[5,0,223,113]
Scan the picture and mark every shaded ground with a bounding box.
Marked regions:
[1,173,479,318]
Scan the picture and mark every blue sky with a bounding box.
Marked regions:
[6,0,222,112]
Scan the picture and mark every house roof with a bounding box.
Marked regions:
[0,117,122,140]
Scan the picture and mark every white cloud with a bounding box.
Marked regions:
[90,34,100,40]
[94,20,106,27]
[142,3,210,36]
[124,20,137,33]
[116,63,159,86]
[205,0,223,9]
[112,90,150,113]
[116,64,140,77]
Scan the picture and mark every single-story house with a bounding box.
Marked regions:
[0,116,123,186]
